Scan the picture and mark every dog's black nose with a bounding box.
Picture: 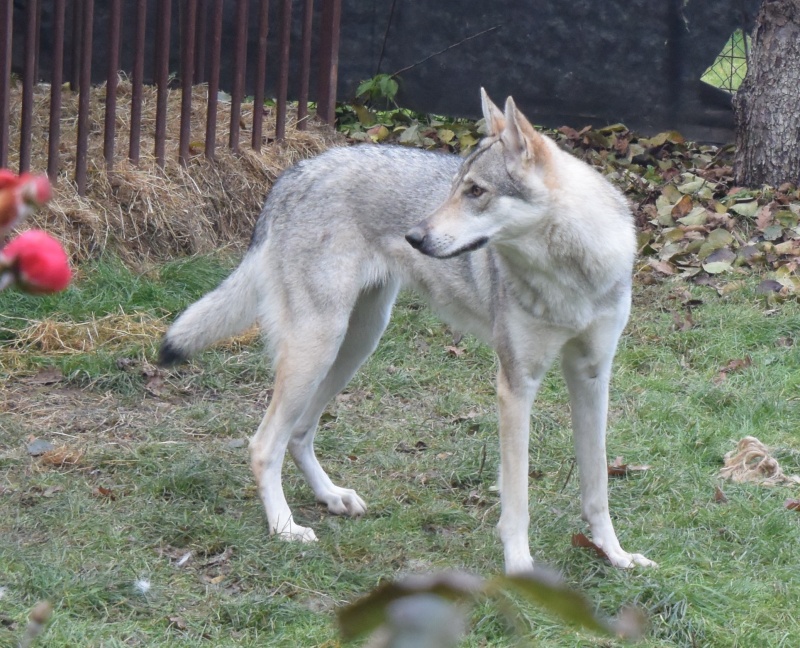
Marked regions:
[405,227,427,250]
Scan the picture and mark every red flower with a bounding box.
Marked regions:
[0,230,71,294]
[0,171,52,234]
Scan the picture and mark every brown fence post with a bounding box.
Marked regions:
[229,0,248,154]
[19,0,38,173]
[75,0,94,195]
[103,0,121,171]
[275,0,292,141]
[316,0,341,125]
[47,0,66,182]
[0,0,12,169]
[193,0,207,84]
[70,0,83,92]
[129,0,147,164]
[252,0,270,152]
[154,0,172,167]
[179,0,197,166]
[297,0,314,130]
[205,0,223,160]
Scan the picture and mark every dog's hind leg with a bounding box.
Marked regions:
[287,281,400,518]
[250,319,351,542]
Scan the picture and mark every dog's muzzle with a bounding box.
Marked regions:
[405,226,428,251]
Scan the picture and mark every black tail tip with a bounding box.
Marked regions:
[158,339,188,367]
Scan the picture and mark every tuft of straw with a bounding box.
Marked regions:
[5,78,342,263]
[718,436,800,486]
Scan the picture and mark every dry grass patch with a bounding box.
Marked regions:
[5,78,343,262]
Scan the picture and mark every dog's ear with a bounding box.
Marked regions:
[501,96,548,165]
[480,88,505,137]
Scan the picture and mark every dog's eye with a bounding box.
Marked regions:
[469,184,486,198]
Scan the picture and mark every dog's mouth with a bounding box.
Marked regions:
[438,236,489,259]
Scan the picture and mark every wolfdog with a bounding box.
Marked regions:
[160,90,656,574]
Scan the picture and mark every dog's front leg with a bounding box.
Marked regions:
[562,339,657,568]
[496,365,541,574]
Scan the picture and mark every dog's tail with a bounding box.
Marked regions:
[158,252,261,367]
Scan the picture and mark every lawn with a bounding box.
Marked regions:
[1,253,799,647]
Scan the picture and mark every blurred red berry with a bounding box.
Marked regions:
[1,229,71,294]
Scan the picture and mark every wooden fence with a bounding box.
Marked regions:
[0,0,342,195]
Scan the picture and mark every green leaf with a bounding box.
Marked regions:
[492,572,612,635]
[677,207,708,226]
[398,123,421,145]
[731,201,759,218]
[703,260,733,274]
[353,104,376,127]
[437,128,455,144]
[763,224,784,241]
[338,572,483,641]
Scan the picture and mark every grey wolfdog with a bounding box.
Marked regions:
[160,90,656,574]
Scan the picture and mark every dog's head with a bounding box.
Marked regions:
[406,89,555,259]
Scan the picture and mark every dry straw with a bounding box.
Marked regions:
[5,78,342,263]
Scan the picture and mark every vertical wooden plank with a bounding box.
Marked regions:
[75,0,94,195]
[19,0,38,173]
[70,0,83,91]
[33,0,41,84]
[275,0,292,141]
[129,0,147,164]
[316,0,341,124]
[103,0,121,170]
[0,0,12,169]
[297,0,314,130]
[193,0,207,84]
[251,0,269,151]
[48,0,66,182]
[154,0,172,167]
[179,0,197,166]
[229,0,248,153]
[205,0,223,160]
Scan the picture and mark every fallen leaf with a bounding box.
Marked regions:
[445,345,466,358]
[756,279,784,294]
[571,533,610,561]
[396,441,428,454]
[168,616,188,630]
[42,485,63,498]
[785,499,800,511]
[671,194,693,219]
[92,486,116,500]
[608,456,650,477]
[714,486,728,504]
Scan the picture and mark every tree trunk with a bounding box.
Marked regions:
[733,0,800,187]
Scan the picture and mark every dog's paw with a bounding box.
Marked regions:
[606,549,658,569]
[271,520,318,543]
[503,550,536,576]
[317,486,367,517]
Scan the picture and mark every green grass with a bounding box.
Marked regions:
[1,255,800,646]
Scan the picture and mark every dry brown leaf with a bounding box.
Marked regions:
[713,486,728,504]
[92,486,116,500]
[445,345,466,357]
[784,499,800,511]
[571,533,610,561]
[608,456,650,477]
